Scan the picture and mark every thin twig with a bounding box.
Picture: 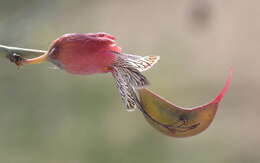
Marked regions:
[0,44,46,58]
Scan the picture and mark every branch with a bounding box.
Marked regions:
[0,44,46,58]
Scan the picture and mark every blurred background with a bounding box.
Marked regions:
[0,0,259,162]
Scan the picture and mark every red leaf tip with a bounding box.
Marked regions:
[212,68,233,104]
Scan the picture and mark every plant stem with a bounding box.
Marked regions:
[0,44,46,58]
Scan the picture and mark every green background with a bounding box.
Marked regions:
[0,0,258,162]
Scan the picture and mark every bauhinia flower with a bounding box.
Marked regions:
[12,32,160,111]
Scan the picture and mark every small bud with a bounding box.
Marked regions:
[7,53,24,66]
